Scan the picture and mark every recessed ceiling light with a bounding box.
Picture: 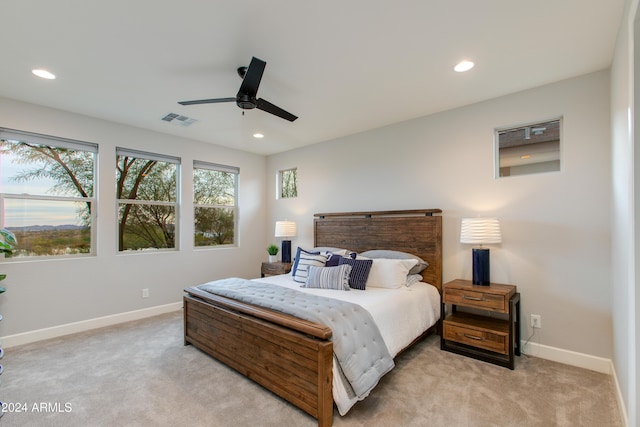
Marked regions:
[253,133,264,139]
[454,61,474,73]
[32,69,56,79]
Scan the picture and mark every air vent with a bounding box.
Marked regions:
[161,113,197,127]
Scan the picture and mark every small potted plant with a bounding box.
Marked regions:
[0,229,17,293]
[0,228,16,410]
[267,244,279,263]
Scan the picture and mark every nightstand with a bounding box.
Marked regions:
[441,279,520,369]
[261,262,292,277]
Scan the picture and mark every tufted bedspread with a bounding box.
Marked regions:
[197,277,395,399]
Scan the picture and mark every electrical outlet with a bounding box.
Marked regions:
[531,314,542,329]
[142,288,149,298]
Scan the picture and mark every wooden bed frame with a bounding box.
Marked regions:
[183,209,442,427]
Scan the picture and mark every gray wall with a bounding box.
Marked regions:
[611,0,638,424]
[268,71,613,360]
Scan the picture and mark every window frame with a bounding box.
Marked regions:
[277,167,298,199]
[193,160,239,249]
[116,147,181,253]
[494,117,563,178]
[0,128,98,260]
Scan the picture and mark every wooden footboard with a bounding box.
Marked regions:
[184,289,334,427]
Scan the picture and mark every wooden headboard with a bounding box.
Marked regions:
[313,209,443,293]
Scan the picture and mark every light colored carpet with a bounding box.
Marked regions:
[1,311,622,426]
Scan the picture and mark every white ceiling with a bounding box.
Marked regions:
[0,1,625,156]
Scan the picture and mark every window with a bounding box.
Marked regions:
[495,118,562,178]
[116,148,179,252]
[0,128,97,258]
[279,168,297,198]
[193,161,238,247]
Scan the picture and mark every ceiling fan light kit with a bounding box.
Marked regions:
[178,56,298,122]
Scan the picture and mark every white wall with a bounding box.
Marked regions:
[0,97,267,337]
[611,0,638,424]
[268,71,613,359]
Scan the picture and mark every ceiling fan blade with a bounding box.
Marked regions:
[256,98,298,122]
[178,97,236,106]
[238,57,266,96]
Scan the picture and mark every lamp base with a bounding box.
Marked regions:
[472,248,490,286]
[281,240,292,263]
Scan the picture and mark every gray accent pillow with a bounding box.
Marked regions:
[405,274,423,287]
[303,265,352,290]
[359,250,428,275]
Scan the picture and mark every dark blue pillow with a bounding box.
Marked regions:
[338,257,373,290]
[325,254,342,267]
[291,247,320,276]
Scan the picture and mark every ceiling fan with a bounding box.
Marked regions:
[178,56,298,122]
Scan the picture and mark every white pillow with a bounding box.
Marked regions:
[366,258,419,289]
[311,247,349,256]
[359,250,428,274]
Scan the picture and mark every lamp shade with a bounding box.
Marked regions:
[460,218,502,245]
[275,221,297,238]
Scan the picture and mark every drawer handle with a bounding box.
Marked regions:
[463,334,485,341]
[462,294,485,301]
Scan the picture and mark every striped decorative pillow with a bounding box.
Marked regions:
[338,257,373,290]
[303,265,352,290]
[291,247,320,276]
[292,251,330,283]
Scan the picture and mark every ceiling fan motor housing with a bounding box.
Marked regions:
[236,93,257,109]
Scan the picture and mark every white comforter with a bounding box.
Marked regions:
[253,273,441,415]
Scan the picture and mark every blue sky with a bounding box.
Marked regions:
[1,151,85,227]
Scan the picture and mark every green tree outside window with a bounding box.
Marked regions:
[280,168,297,198]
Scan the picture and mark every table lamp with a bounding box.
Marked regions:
[275,221,297,263]
[460,218,502,286]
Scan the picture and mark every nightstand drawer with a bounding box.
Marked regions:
[261,262,292,277]
[444,288,508,312]
[443,322,508,355]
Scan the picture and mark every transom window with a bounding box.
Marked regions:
[116,148,180,252]
[278,168,297,198]
[0,128,97,258]
[193,161,238,247]
[495,118,562,178]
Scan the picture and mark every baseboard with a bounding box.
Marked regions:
[522,341,612,374]
[523,341,629,424]
[2,302,183,348]
[610,361,630,427]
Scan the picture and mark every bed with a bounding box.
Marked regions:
[183,209,443,427]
